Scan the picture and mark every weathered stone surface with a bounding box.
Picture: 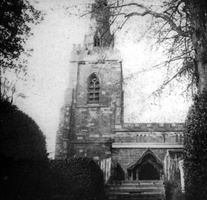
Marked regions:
[114,131,183,144]
[55,0,184,185]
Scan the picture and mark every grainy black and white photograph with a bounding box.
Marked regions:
[1,0,207,200]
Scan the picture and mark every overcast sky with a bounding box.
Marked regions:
[15,0,191,158]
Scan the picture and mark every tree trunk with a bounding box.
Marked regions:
[196,52,207,92]
[188,0,207,92]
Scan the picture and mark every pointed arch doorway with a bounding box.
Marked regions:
[127,148,163,181]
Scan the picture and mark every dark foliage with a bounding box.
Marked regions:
[1,155,50,200]
[184,89,207,200]
[1,0,43,101]
[165,180,184,200]
[0,98,47,159]
[50,157,105,200]
[0,98,50,200]
[0,0,42,70]
[173,187,185,200]
[0,99,105,200]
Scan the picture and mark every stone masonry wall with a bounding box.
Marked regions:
[112,148,168,177]
[114,132,183,144]
[76,61,122,112]
[68,59,123,160]
[55,105,71,159]
[110,123,185,180]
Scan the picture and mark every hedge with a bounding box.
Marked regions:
[0,98,49,199]
[49,157,105,200]
[184,89,207,200]
[1,98,105,200]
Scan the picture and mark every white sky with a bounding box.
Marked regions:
[14,0,191,158]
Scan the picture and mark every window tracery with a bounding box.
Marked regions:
[88,73,100,103]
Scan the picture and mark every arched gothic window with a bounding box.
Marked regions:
[88,73,100,104]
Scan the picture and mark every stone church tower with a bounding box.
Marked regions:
[55,0,123,160]
[55,0,185,188]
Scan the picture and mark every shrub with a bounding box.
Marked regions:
[0,98,47,159]
[165,180,184,200]
[173,187,184,200]
[0,98,49,200]
[184,89,207,200]
[50,157,105,200]
[0,99,105,200]
[165,180,178,200]
[1,156,50,200]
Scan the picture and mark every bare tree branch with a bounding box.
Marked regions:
[110,2,190,37]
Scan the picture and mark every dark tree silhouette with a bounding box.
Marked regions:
[0,98,49,200]
[0,0,43,100]
[0,98,47,159]
[0,0,42,70]
[184,89,207,200]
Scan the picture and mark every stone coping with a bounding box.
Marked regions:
[122,123,184,128]
[112,143,183,149]
[71,140,113,144]
[114,131,183,135]
[76,105,109,108]
[114,123,185,132]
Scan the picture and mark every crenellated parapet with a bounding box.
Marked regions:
[70,43,122,63]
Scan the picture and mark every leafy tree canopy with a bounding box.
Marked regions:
[0,0,42,69]
[0,0,43,100]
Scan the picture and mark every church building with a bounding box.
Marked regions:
[55,0,184,187]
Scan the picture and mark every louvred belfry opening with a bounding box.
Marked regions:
[88,73,100,104]
[94,31,101,47]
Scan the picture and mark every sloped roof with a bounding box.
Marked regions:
[127,148,163,170]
